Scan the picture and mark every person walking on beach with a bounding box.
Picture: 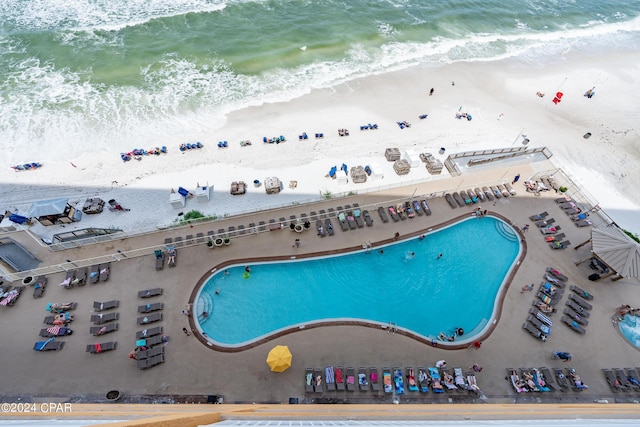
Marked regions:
[429,88,434,96]
[521,224,529,233]
[512,174,520,184]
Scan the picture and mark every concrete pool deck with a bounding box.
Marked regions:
[1,160,639,413]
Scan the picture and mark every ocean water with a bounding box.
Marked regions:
[1,0,639,163]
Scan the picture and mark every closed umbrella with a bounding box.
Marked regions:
[266,345,292,373]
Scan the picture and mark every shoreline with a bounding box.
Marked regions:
[1,49,639,236]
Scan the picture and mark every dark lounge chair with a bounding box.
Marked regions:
[522,322,547,341]
[346,367,356,392]
[539,367,561,391]
[337,212,349,231]
[137,312,163,325]
[568,294,592,310]
[369,367,381,392]
[570,285,594,301]
[377,207,389,223]
[33,339,65,351]
[86,341,117,354]
[90,323,119,336]
[136,326,163,339]
[554,368,570,390]
[75,268,88,286]
[566,299,590,317]
[335,366,346,391]
[138,302,164,313]
[325,366,336,391]
[137,354,165,370]
[363,210,373,226]
[561,315,586,334]
[99,263,110,282]
[563,308,588,326]
[93,300,119,312]
[358,367,369,391]
[603,369,624,392]
[305,368,314,393]
[33,276,47,298]
[324,218,335,236]
[313,367,323,393]
[89,265,100,283]
[91,312,119,324]
[138,288,163,298]
[136,346,165,360]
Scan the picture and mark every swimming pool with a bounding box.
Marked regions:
[195,216,521,348]
[618,313,640,350]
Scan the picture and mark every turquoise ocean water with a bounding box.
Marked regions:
[1,0,639,163]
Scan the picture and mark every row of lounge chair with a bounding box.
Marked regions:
[34,302,80,351]
[508,367,588,392]
[522,268,568,342]
[444,185,514,209]
[305,366,480,395]
[91,300,120,337]
[555,196,593,227]
[562,285,593,335]
[0,285,25,307]
[135,287,166,370]
[89,263,110,284]
[603,368,640,392]
[377,200,431,224]
[335,209,372,232]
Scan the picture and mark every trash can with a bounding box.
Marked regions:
[439,147,446,155]
[106,390,122,402]
[583,132,592,139]
[588,273,600,281]
[289,397,299,404]
[253,179,261,187]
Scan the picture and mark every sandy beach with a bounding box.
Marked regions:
[1,49,639,238]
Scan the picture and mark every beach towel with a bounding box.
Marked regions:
[335,368,344,384]
[325,367,335,384]
[94,343,102,353]
[358,373,368,385]
[383,372,392,393]
[306,373,313,386]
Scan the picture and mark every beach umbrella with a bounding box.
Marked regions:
[266,345,292,373]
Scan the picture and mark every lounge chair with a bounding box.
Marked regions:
[137,354,165,370]
[536,291,559,307]
[137,334,165,348]
[507,368,528,393]
[59,270,75,289]
[536,218,555,227]
[89,265,100,283]
[555,196,572,203]
[346,212,357,229]
[93,300,119,312]
[369,367,381,392]
[325,366,336,391]
[482,186,494,201]
[138,302,164,313]
[564,208,582,215]
[428,367,444,393]
[570,285,594,301]
[358,367,369,391]
[546,267,568,282]
[417,367,430,393]
[563,308,588,326]
[497,184,510,197]
[421,199,432,215]
[575,219,593,227]
[527,315,552,335]
[412,200,424,216]
[46,302,77,312]
[561,315,586,334]
[466,372,482,395]
[33,276,47,299]
[314,367,323,393]
[540,225,561,234]
[405,367,419,392]
[137,312,163,325]
[566,368,589,390]
[467,188,479,203]
[452,192,465,207]
[504,182,516,195]
[454,367,468,390]
[614,368,633,391]
[305,368,314,393]
[522,322,548,341]
[316,220,326,237]
[554,368,570,390]
[393,367,405,394]
[167,246,177,267]
[335,366,346,391]
[353,210,365,228]
[39,326,73,337]
[543,273,565,287]
[530,368,551,392]
[490,186,502,199]
[91,312,119,324]
[625,368,640,390]
[387,206,400,222]
[529,211,549,221]
[377,207,389,223]
[539,367,562,391]
[460,190,472,205]
[324,218,335,235]
[519,368,541,392]
[558,202,577,210]
[441,369,457,391]
[136,346,165,360]
[528,308,552,326]
[571,212,589,221]
[363,210,373,226]
[33,339,65,351]
[337,212,349,231]
[86,341,117,354]
[136,326,163,339]
[138,288,163,298]
[549,240,571,249]
[346,367,356,392]
[568,294,592,310]
[90,323,118,336]
[155,250,165,270]
[444,193,457,209]
[75,268,88,286]
[539,282,562,298]
[566,299,590,317]
[382,367,393,393]
[602,369,623,392]
[99,263,110,282]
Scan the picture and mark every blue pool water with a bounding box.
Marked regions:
[196,216,521,347]
[618,314,640,350]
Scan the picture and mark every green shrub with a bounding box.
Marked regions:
[184,210,204,220]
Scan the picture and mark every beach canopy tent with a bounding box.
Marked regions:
[27,197,82,226]
[577,226,640,280]
[266,345,292,373]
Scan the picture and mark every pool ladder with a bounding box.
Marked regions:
[386,322,397,334]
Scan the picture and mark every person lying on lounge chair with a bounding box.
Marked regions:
[534,301,554,313]
[568,370,588,389]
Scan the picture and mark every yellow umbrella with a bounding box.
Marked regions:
[266,345,292,372]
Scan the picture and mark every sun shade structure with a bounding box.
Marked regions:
[28,198,69,218]
[266,345,292,373]
[591,227,640,279]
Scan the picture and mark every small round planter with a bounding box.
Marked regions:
[106,390,122,402]
[294,224,304,233]
[223,238,231,246]
[22,276,34,286]
[214,238,224,247]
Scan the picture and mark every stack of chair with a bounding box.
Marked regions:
[385,148,401,161]
[393,159,411,175]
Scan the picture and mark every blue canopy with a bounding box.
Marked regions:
[329,166,337,177]
[341,163,348,173]
[8,214,30,224]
